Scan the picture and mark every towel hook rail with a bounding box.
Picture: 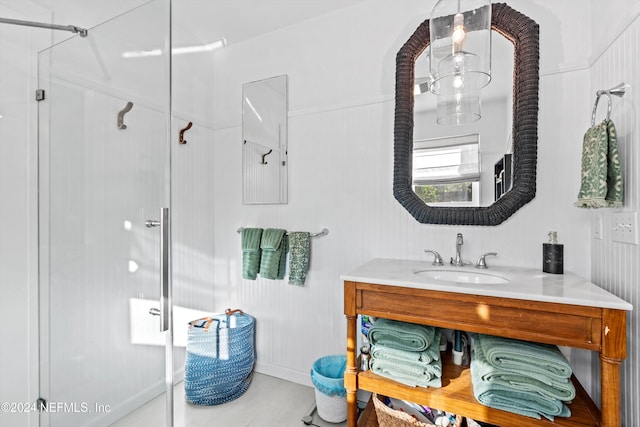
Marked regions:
[236,227,329,238]
[591,82,627,126]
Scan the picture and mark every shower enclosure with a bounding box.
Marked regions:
[38,1,174,425]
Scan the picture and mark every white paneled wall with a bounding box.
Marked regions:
[170,117,218,374]
[590,13,640,427]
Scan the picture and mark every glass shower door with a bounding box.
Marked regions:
[38,1,173,426]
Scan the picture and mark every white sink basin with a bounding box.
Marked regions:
[414,269,510,285]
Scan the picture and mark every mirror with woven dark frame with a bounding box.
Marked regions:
[393,3,539,225]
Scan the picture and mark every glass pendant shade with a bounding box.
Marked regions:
[429,0,491,98]
[436,91,481,125]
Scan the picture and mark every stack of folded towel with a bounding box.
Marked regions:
[470,334,576,421]
[241,228,311,285]
[368,318,442,388]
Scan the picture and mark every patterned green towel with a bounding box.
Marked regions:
[259,229,288,280]
[241,228,263,280]
[575,120,623,208]
[288,232,310,286]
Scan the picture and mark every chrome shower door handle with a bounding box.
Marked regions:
[146,207,169,332]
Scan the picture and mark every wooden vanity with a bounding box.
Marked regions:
[342,259,633,427]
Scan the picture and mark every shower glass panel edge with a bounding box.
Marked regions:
[37,1,173,426]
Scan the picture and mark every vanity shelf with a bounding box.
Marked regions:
[343,259,632,427]
[356,356,599,427]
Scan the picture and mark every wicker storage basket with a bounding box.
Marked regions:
[184,309,255,405]
[372,394,462,427]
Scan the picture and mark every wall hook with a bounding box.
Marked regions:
[117,101,133,129]
[179,121,193,145]
[261,149,273,165]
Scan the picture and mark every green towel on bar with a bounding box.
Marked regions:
[471,342,571,421]
[476,334,573,383]
[288,232,310,286]
[368,318,436,352]
[259,229,288,280]
[241,228,263,280]
[575,119,623,208]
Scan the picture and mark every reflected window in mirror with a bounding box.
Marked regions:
[413,134,480,207]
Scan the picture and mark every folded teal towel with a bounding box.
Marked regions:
[575,119,623,208]
[370,357,442,388]
[476,334,572,382]
[368,318,435,352]
[471,342,571,421]
[288,232,310,286]
[370,343,440,366]
[259,229,288,280]
[369,328,442,388]
[472,336,575,401]
[370,331,441,365]
[241,228,263,280]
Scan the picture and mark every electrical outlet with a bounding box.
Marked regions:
[612,212,638,245]
[593,213,603,240]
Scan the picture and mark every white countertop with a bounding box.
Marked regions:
[341,258,633,311]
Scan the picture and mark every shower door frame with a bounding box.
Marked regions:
[37,1,174,425]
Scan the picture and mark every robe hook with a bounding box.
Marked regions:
[261,149,273,165]
[179,121,193,145]
[117,102,133,129]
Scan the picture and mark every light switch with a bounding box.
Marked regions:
[612,212,638,245]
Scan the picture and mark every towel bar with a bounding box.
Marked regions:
[236,227,329,238]
[591,82,627,126]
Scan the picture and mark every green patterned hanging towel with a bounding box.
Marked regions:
[575,119,623,208]
[259,229,288,280]
[241,228,263,280]
[288,232,310,286]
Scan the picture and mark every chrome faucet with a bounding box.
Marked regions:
[476,252,497,269]
[451,233,465,266]
[424,249,444,266]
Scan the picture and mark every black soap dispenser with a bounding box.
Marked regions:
[543,231,563,274]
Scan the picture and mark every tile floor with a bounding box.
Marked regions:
[110,372,346,427]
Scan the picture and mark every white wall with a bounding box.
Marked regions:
[589,3,640,425]
[208,0,596,389]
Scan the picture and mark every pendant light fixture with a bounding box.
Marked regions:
[429,0,491,125]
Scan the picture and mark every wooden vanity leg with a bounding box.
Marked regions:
[345,281,358,427]
[600,309,626,427]
[600,355,623,427]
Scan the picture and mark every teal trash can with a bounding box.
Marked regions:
[310,355,347,423]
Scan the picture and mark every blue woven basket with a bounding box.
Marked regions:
[184,309,256,405]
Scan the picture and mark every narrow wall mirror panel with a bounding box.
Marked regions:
[242,74,288,204]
